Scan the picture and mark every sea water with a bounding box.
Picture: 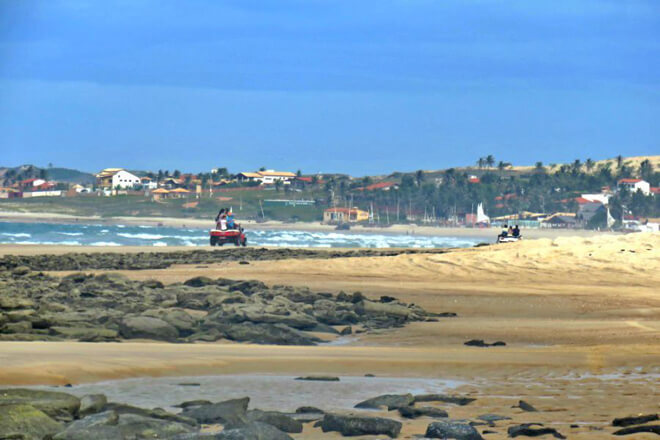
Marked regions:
[0,221,482,248]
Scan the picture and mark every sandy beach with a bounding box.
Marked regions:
[1,232,658,439]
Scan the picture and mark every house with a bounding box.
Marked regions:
[168,188,191,199]
[0,187,21,199]
[540,212,577,228]
[160,177,183,189]
[18,178,46,189]
[577,199,605,223]
[617,178,650,196]
[467,175,480,184]
[237,170,297,185]
[323,207,369,224]
[151,188,170,201]
[651,187,660,196]
[96,168,141,189]
[580,193,611,204]
[140,177,158,190]
[355,181,398,192]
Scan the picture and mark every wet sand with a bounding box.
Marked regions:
[1,233,658,438]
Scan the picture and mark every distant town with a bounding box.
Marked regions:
[0,156,658,232]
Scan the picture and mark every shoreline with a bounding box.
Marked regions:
[0,210,616,239]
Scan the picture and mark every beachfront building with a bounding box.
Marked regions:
[323,207,370,224]
[140,176,158,190]
[617,178,650,196]
[0,187,21,199]
[96,168,141,189]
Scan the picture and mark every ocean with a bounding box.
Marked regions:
[0,221,483,248]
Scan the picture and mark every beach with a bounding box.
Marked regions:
[1,232,658,439]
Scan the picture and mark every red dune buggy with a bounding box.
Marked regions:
[209,226,247,247]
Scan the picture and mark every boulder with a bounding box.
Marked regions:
[174,400,213,409]
[354,393,414,410]
[398,406,448,419]
[3,321,33,333]
[219,322,320,345]
[516,400,538,412]
[104,403,197,426]
[477,414,511,424]
[414,394,476,406]
[119,316,179,341]
[0,404,64,440]
[296,406,324,414]
[320,413,402,438]
[78,394,108,417]
[612,413,658,427]
[295,376,340,382]
[508,424,565,439]
[117,413,197,438]
[246,409,303,433]
[215,421,293,440]
[11,266,31,276]
[50,327,118,342]
[426,420,484,440]
[184,276,216,287]
[142,308,197,336]
[182,397,249,425]
[613,425,660,436]
[53,410,120,440]
[0,388,80,421]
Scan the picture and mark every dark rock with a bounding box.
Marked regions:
[355,393,414,410]
[182,397,249,425]
[104,403,197,426]
[398,406,448,419]
[613,425,660,436]
[215,421,293,440]
[414,394,476,406]
[246,409,303,433]
[116,413,197,438]
[477,414,511,424]
[178,382,201,387]
[464,339,506,347]
[11,266,31,276]
[320,413,402,438]
[78,394,107,417]
[142,279,164,289]
[184,276,216,287]
[174,400,213,409]
[0,404,64,440]
[296,406,324,414]
[0,388,80,421]
[219,322,320,345]
[53,410,120,440]
[508,424,565,438]
[119,316,179,341]
[426,420,484,439]
[295,376,340,382]
[612,413,658,427]
[516,400,538,412]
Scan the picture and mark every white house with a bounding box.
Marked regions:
[237,170,297,185]
[617,179,650,196]
[96,168,141,189]
[581,193,611,205]
[140,177,158,190]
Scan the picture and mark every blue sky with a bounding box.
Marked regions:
[0,0,658,175]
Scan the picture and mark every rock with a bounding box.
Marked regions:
[246,409,303,433]
[11,266,31,276]
[0,404,64,440]
[53,410,120,440]
[50,327,118,342]
[3,321,33,333]
[398,406,448,419]
[219,322,320,345]
[355,393,414,410]
[119,316,179,341]
[182,397,249,425]
[414,394,476,406]
[464,339,506,347]
[0,296,35,310]
[142,308,197,336]
[508,424,566,439]
[184,276,216,287]
[516,400,538,412]
[215,421,293,439]
[296,406,324,414]
[104,402,197,426]
[320,413,402,438]
[142,279,164,289]
[178,382,201,387]
[613,425,660,436]
[357,300,413,318]
[612,413,658,427]
[339,326,352,335]
[477,414,511,424]
[174,400,213,409]
[0,388,80,421]
[294,376,340,382]
[78,394,107,417]
[117,413,197,438]
[426,420,484,439]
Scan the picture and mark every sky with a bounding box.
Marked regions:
[0,0,658,176]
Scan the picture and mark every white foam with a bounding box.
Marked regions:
[1,232,31,238]
[117,233,166,240]
[90,241,122,246]
[56,232,83,236]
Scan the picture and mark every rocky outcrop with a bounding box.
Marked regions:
[119,316,179,341]
[425,420,484,440]
[414,394,476,406]
[0,388,80,421]
[78,394,108,417]
[320,413,402,438]
[398,406,448,419]
[214,421,294,440]
[355,393,414,410]
[182,397,250,425]
[246,409,303,433]
[0,404,64,440]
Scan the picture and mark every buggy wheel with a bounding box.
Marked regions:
[210,236,218,246]
[234,238,241,247]
[241,237,247,247]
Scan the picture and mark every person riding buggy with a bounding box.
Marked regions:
[210,208,247,246]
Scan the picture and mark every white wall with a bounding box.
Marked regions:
[112,170,141,189]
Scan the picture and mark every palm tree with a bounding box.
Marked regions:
[486,155,495,169]
[585,158,595,173]
[616,155,623,169]
[477,158,485,169]
[535,162,545,173]
[572,159,582,174]
[639,159,653,181]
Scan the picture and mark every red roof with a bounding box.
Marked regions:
[575,197,602,205]
[296,177,313,183]
[651,187,660,194]
[356,181,397,191]
[468,177,480,184]
[618,178,642,184]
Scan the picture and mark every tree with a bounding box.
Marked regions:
[259,166,266,171]
[274,179,283,192]
[571,159,582,174]
[585,158,595,173]
[477,158,485,169]
[173,170,181,178]
[616,155,624,169]
[485,155,495,169]
[639,159,653,181]
[534,162,545,173]
[296,169,302,177]
[39,169,47,180]
[498,161,507,173]
[415,170,425,187]
[311,175,319,185]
